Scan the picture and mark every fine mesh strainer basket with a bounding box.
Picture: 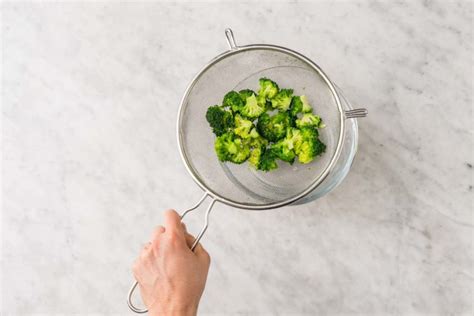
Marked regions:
[127,29,367,312]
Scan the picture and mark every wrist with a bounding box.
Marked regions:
[148,303,197,316]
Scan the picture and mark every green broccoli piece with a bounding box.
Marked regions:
[231,138,251,163]
[289,96,302,117]
[240,94,266,119]
[248,127,260,139]
[245,128,268,168]
[295,127,326,164]
[205,105,234,136]
[258,78,279,100]
[239,89,256,102]
[214,133,234,161]
[256,96,274,116]
[271,139,296,164]
[257,112,291,142]
[269,127,305,164]
[241,123,276,171]
[297,142,315,164]
[256,94,266,106]
[258,147,278,171]
[297,140,326,164]
[300,95,312,113]
[214,132,250,164]
[245,131,268,148]
[289,95,313,118]
[245,125,271,170]
[271,89,294,111]
[248,145,264,169]
[248,144,280,171]
[223,91,244,113]
[312,138,326,156]
[295,113,324,129]
[225,89,264,118]
[299,126,319,139]
[286,128,304,153]
[234,114,254,139]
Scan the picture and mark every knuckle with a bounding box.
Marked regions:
[202,249,211,264]
[151,244,161,256]
[140,250,150,260]
[151,240,160,250]
[132,260,140,274]
[167,230,181,242]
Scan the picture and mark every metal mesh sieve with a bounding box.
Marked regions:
[178,31,346,209]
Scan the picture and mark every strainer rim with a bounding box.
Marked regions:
[176,44,345,210]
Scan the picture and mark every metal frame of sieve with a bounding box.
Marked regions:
[127,28,367,313]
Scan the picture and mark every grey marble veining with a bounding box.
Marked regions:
[2,1,472,315]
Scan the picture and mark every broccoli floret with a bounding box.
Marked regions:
[214,133,234,161]
[289,95,313,118]
[231,138,251,163]
[249,127,260,139]
[269,127,306,164]
[300,95,312,113]
[223,91,244,112]
[214,133,250,164]
[225,89,264,118]
[234,114,254,139]
[289,96,302,117]
[295,127,326,164]
[286,128,304,153]
[271,89,294,111]
[258,78,279,100]
[271,138,296,163]
[240,94,266,119]
[299,126,319,139]
[205,105,234,136]
[256,94,266,105]
[239,89,256,102]
[245,131,268,148]
[248,145,264,169]
[257,112,291,142]
[248,145,280,171]
[245,127,271,170]
[295,113,323,129]
[297,142,315,164]
[313,138,326,156]
[297,140,326,164]
[258,148,278,171]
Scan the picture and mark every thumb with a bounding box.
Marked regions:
[164,209,184,234]
[163,210,188,248]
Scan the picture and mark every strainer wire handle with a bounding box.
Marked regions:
[127,193,216,313]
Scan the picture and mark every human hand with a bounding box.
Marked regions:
[132,210,211,316]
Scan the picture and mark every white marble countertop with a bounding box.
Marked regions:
[2,1,472,315]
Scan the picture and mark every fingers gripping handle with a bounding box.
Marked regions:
[181,194,215,251]
[127,193,215,313]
